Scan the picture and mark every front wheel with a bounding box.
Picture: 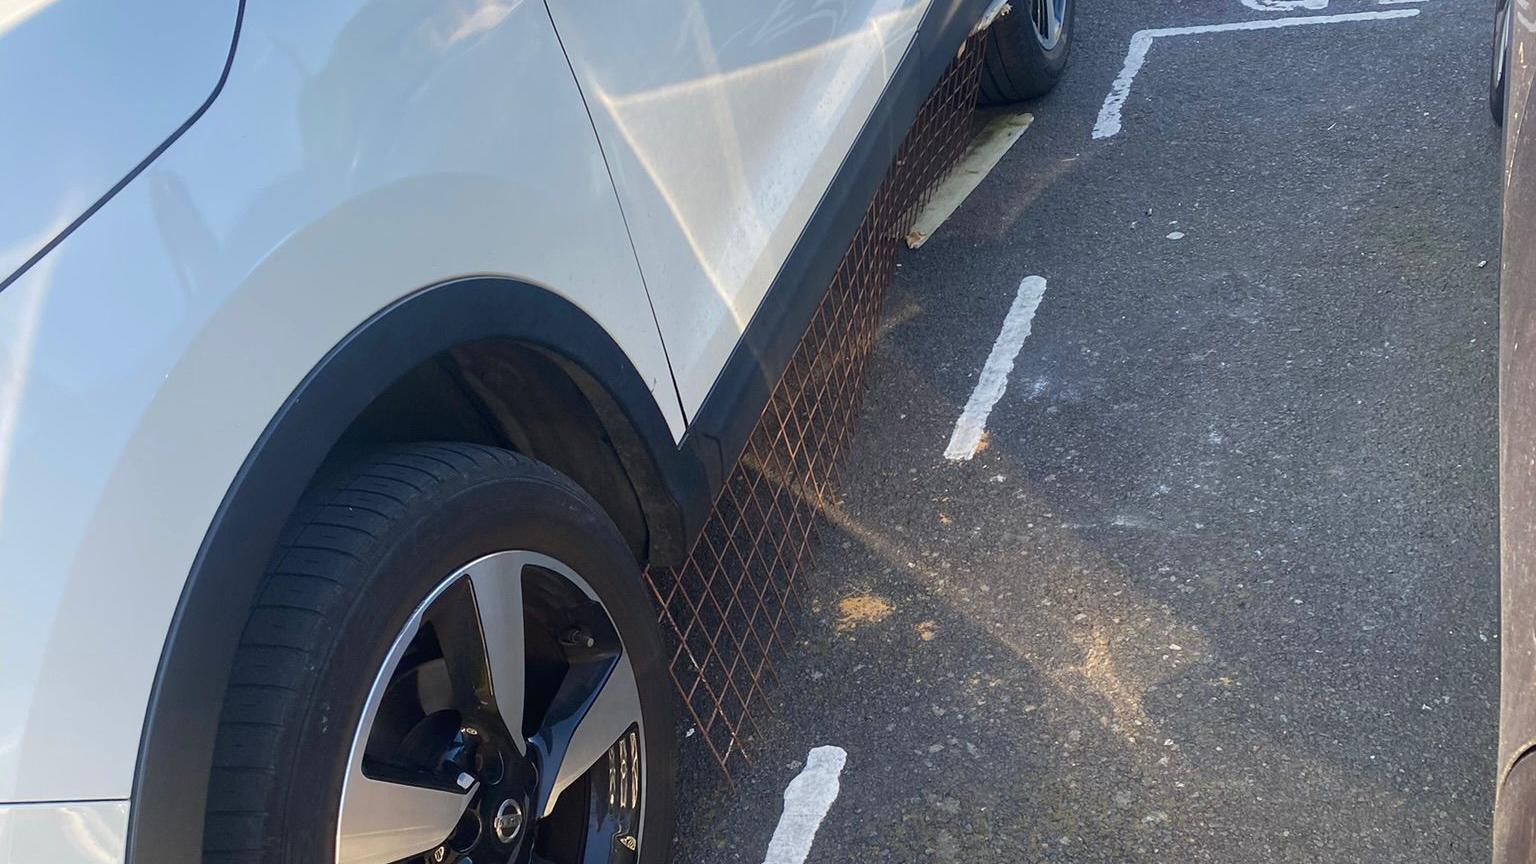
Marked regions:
[978,0,1076,105]
[202,443,677,864]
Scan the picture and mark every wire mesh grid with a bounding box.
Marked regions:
[642,32,986,782]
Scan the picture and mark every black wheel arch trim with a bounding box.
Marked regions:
[124,276,709,863]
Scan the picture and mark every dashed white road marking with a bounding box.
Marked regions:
[762,746,847,864]
[1092,9,1422,140]
[1243,0,1437,9]
[944,275,1049,461]
[1241,0,1329,11]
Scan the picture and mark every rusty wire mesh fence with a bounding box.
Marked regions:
[643,33,986,781]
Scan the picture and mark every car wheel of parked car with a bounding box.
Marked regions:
[1493,0,1513,127]
[202,442,676,864]
[978,0,1075,105]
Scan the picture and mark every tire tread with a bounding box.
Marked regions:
[203,443,551,857]
[977,4,1072,106]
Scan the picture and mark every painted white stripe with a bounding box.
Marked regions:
[1241,0,1329,11]
[944,276,1048,461]
[1094,31,1157,141]
[1093,9,1422,140]
[762,746,847,864]
[1376,0,1429,5]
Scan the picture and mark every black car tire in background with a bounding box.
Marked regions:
[978,0,1075,105]
[201,442,677,863]
[1493,0,1512,126]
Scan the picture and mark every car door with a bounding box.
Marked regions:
[545,0,930,417]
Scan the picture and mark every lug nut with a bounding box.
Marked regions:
[560,626,595,648]
[474,744,505,786]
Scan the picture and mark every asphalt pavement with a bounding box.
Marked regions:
[674,0,1502,860]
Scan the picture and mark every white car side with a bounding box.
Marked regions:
[0,0,1070,861]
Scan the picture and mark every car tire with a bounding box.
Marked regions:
[1493,0,1513,127]
[978,0,1075,106]
[202,442,677,864]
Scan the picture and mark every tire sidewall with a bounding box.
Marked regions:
[275,467,677,863]
[979,0,1075,105]
[1033,0,1074,70]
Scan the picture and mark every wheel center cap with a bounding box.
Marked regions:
[492,798,525,844]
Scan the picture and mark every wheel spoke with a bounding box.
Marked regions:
[335,538,654,864]
[338,592,478,864]
[466,551,531,756]
[1029,0,1063,47]
[336,772,475,864]
[421,552,530,755]
[535,652,642,817]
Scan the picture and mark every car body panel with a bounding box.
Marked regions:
[546,0,931,415]
[0,0,679,805]
[1499,2,1536,852]
[0,0,240,283]
[0,800,129,864]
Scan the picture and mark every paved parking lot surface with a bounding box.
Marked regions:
[674,0,1501,860]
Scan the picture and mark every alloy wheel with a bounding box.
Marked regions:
[1030,0,1067,50]
[335,550,646,864]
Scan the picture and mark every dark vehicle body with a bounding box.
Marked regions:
[1498,10,1536,861]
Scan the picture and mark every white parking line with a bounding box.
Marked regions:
[1092,9,1422,140]
[762,746,847,864]
[1241,0,1329,11]
[944,275,1048,461]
